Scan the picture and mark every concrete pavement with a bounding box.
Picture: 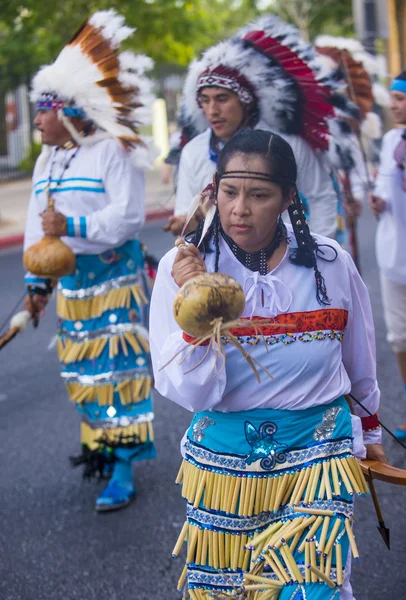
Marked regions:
[0,214,406,600]
[0,166,175,247]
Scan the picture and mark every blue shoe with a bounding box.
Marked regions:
[102,462,114,479]
[95,461,135,512]
[394,428,406,440]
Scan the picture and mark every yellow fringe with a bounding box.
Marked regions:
[179,456,368,516]
[57,284,147,321]
[66,376,152,406]
[80,420,153,451]
[175,456,368,598]
[57,331,149,364]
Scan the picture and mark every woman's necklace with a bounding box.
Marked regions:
[221,219,286,276]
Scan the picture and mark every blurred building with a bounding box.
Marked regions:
[0,85,32,180]
[353,0,406,75]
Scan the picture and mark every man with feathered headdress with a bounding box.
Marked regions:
[166,16,362,240]
[23,10,156,512]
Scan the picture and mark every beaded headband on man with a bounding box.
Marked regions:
[197,67,256,107]
[36,93,86,118]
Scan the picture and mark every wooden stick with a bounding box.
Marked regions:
[309,541,317,583]
[308,463,322,503]
[323,461,333,500]
[293,468,311,505]
[193,472,206,508]
[172,521,189,557]
[285,541,304,583]
[324,547,333,578]
[280,543,304,583]
[336,543,343,586]
[176,564,187,591]
[268,548,291,583]
[229,475,241,514]
[324,518,342,557]
[318,473,326,500]
[336,459,353,495]
[305,543,311,583]
[342,458,362,495]
[308,565,336,589]
[330,459,341,496]
[318,516,330,554]
[282,471,300,505]
[289,531,303,555]
[263,553,285,583]
[244,574,283,587]
[289,468,306,506]
[345,519,360,560]
[293,506,335,517]
[298,516,323,553]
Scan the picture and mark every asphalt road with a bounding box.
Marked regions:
[0,214,405,600]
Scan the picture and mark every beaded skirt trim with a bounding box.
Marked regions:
[172,400,368,599]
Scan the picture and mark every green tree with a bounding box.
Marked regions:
[260,0,354,41]
[0,0,258,91]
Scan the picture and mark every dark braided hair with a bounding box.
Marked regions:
[187,129,336,305]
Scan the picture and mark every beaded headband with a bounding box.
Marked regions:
[218,170,296,186]
[36,93,86,118]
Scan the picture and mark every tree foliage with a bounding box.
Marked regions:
[0,0,258,91]
[0,0,356,92]
[261,0,354,42]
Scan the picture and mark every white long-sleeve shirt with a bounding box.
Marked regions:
[24,138,145,257]
[150,226,381,447]
[373,128,406,284]
[174,124,338,239]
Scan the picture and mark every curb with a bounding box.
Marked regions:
[0,208,174,250]
[0,234,24,249]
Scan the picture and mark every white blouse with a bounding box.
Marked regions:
[150,226,381,447]
[24,138,145,257]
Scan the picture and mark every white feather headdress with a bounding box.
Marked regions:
[31,10,155,168]
[181,15,359,157]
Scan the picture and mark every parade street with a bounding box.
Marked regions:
[0,211,405,600]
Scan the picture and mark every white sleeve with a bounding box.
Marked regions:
[23,170,52,287]
[24,181,44,253]
[174,147,196,216]
[149,250,226,412]
[67,146,145,246]
[341,253,382,445]
[349,138,369,202]
[373,133,391,202]
[290,137,337,239]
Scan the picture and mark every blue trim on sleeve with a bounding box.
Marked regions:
[66,217,75,237]
[79,216,87,238]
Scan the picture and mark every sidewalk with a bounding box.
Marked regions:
[0,166,175,248]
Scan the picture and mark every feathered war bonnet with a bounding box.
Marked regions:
[30,9,155,169]
[315,35,391,161]
[180,15,360,163]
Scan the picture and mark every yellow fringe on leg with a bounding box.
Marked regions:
[58,331,149,364]
[80,420,153,451]
[65,376,152,406]
[57,284,147,321]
